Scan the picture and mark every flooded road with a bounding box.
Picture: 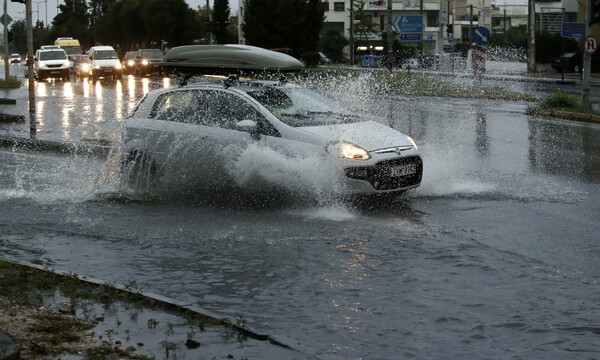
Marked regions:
[1,70,600,359]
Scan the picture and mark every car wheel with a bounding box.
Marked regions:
[121,151,158,194]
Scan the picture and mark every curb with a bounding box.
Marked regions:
[0,256,314,358]
[0,135,112,158]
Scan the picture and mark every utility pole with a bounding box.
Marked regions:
[350,0,354,65]
[26,0,35,139]
[581,0,593,112]
[527,0,536,73]
[387,0,392,70]
[469,4,473,50]
[3,0,9,80]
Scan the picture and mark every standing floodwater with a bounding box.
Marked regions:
[1,72,599,359]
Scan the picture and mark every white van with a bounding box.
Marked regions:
[34,46,70,81]
[87,45,122,80]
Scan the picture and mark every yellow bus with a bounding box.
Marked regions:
[54,37,82,56]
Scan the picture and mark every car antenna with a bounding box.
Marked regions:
[224,74,239,88]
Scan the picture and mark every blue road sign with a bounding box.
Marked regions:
[396,33,422,42]
[562,22,586,38]
[473,26,490,46]
[393,15,423,33]
[448,34,454,43]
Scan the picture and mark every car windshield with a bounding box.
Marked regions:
[141,50,163,58]
[39,50,67,60]
[94,50,118,59]
[248,86,359,127]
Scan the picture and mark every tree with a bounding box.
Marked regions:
[213,0,230,44]
[89,0,117,26]
[49,0,91,48]
[353,0,378,44]
[320,28,349,62]
[243,0,324,57]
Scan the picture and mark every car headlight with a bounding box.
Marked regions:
[94,65,101,69]
[141,60,148,65]
[63,61,70,67]
[81,64,89,72]
[407,136,419,151]
[127,60,134,66]
[331,141,371,161]
[115,63,122,69]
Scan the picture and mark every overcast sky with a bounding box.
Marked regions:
[5,0,240,25]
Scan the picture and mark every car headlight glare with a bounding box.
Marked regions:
[94,65,100,69]
[332,141,371,160]
[127,60,134,66]
[115,63,122,69]
[141,60,149,65]
[407,136,419,151]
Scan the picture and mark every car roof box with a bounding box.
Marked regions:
[161,44,304,75]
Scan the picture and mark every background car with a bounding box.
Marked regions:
[551,52,583,73]
[133,48,164,77]
[87,45,122,81]
[9,53,21,64]
[73,55,90,81]
[34,47,70,81]
[122,51,137,75]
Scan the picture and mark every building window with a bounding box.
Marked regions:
[322,1,330,12]
[427,11,439,27]
[334,2,345,11]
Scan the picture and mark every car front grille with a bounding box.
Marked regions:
[47,64,63,68]
[345,156,423,191]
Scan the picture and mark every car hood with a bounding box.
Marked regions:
[300,121,414,151]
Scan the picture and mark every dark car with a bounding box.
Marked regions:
[551,52,583,73]
[122,51,137,75]
[73,55,90,81]
[133,49,164,77]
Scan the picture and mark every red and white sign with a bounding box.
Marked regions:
[584,35,598,55]
[474,45,486,74]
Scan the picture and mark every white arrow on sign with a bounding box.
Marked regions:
[474,29,487,43]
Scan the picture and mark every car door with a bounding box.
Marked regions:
[143,88,263,189]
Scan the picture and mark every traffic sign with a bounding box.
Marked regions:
[396,33,422,42]
[562,22,586,38]
[584,35,598,55]
[0,13,12,26]
[473,27,490,46]
[448,34,454,43]
[393,15,423,33]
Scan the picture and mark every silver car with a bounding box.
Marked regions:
[121,76,422,196]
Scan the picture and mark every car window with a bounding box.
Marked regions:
[141,50,163,58]
[248,86,359,127]
[38,50,67,61]
[151,90,279,136]
[93,50,118,59]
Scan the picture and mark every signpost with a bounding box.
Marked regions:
[396,33,422,42]
[473,26,490,46]
[393,15,423,33]
[562,22,586,38]
[584,35,598,55]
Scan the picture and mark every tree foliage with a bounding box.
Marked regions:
[243,0,324,57]
[319,28,349,62]
[213,0,230,44]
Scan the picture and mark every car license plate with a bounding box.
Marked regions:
[50,71,59,74]
[389,163,417,177]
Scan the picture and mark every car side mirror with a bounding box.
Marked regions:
[236,120,260,140]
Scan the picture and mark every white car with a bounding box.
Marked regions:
[34,47,70,81]
[121,76,423,196]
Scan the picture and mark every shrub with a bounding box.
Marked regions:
[539,91,579,110]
